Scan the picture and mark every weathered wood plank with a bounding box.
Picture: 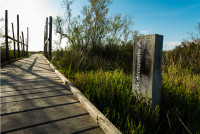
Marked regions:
[1,94,78,115]
[1,89,72,103]
[0,84,68,93]
[7,36,27,44]
[1,103,90,133]
[0,54,105,134]
[5,114,104,134]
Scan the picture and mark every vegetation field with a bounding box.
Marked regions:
[49,40,200,134]
[48,0,200,133]
[1,0,199,133]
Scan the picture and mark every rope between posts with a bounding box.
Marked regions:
[164,97,192,134]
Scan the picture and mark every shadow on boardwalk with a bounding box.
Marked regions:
[1,54,104,134]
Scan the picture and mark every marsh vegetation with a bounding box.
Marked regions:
[50,0,200,133]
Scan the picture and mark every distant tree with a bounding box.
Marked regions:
[53,0,142,52]
[0,17,5,44]
[0,16,13,62]
[0,17,12,48]
[187,21,200,44]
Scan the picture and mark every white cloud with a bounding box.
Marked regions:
[141,30,150,34]
[163,42,182,51]
[164,42,181,45]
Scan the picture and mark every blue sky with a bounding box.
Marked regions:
[0,0,199,51]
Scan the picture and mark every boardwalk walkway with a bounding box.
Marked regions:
[1,54,105,134]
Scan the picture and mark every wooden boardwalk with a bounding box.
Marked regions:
[1,54,105,134]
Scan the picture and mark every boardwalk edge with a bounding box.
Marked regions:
[43,56,122,134]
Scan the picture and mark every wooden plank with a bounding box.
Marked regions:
[5,10,9,61]
[17,15,20,58]
[11,23,16,59]
[49,16,52,60]
[1,103,90,133]
[4,114,104,134]
[1,93,75,115]
[1,90,72,103]
[7,36,26,44]
[0,85,68,94]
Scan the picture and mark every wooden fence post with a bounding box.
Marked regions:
[5,10,9,61]
[46,17,48,58]
[11,23,16,59]
[17,14,20,58]
[44,25,46,56]
[20,36,22,56]
[25,38,27,55]
[20,36,21,54]
[49,16,52,60]
[27,27,29,55]
[22,32,24,56]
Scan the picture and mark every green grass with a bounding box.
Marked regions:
[50,42,200,133]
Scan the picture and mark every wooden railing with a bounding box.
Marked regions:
[4,10,29,61]
[44,16,52,60]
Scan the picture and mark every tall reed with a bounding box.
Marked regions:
[50,41,200,133]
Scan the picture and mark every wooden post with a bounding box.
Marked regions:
[49,16,52,60]
[27,27,29,55]
[45,17,48,58]
[11,23,16,59]
[133,34,163,110]
[25,38,27,55]
[44,25,45,51]
[132,34,163,133]
[22,31,24,56]
[47,42,49,56]
[20,36,22,56]
[5,10,9,61]
[17,15,20,58]
[44,25,46,57]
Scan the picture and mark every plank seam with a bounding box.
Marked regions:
[1,101,80,116]
[0,86,68,93]
[71,126,100,134]
[1,89,70,98]
[1,93,73,104]
[1,113,89,134]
